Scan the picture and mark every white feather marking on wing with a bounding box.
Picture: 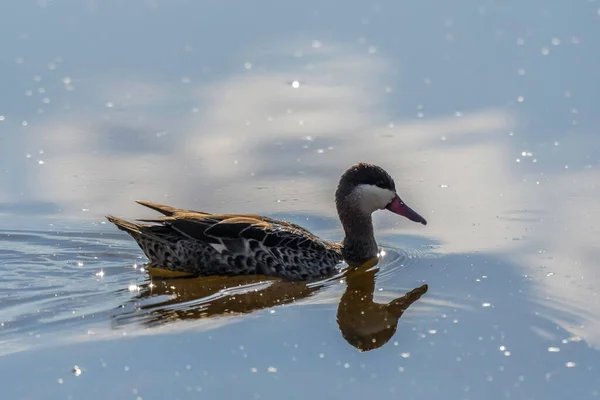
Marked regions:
[209,243,227,254]
[243,239,252,256]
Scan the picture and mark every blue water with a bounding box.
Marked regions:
[2,0,600,398]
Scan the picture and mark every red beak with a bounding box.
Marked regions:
[385,196,427,225]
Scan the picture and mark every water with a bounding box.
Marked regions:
[1,0,600,398]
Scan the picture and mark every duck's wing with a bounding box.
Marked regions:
[135,200,318,241]
[135,200,211,217]
[138,211,327,254]
[136,200,306,229]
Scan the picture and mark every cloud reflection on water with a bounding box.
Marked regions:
[4,38,599,352]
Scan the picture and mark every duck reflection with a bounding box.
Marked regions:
[114,273,321,328]
[337,261,428,352]
[113,258,427,352]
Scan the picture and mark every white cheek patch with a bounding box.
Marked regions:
[354,184,396,213]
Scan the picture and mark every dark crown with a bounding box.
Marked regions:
[338,162,396,191]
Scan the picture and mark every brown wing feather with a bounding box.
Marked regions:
[135,200,211,217]
[161,215,271,242]
[136,200,315,235]
[134,200,324,249]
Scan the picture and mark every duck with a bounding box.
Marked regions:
[106,162,427,281]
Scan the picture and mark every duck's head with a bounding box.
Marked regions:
[335,162,427,225]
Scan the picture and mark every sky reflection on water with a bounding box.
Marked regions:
[1,0,600,399]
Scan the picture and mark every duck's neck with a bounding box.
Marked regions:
[339,209,379,264]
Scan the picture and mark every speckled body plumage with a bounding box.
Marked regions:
[107,201,342,280]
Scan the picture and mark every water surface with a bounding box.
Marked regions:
[1,0,600,399]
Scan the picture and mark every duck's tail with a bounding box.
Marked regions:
[106,215,144,235]
[106,214,180,269]
[106,215,176,246]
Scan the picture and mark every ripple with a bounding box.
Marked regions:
[0,228,142,341]
[375,244,432,284]
[0,226,433,352]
